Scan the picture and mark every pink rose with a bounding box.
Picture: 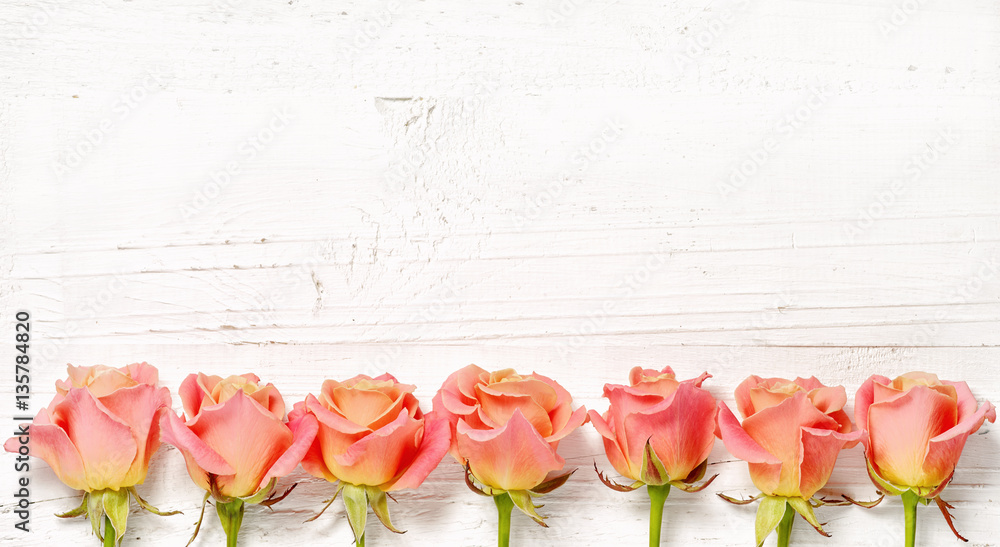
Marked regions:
[718,375,860,500]
[590,366,717,488]
[160,373,318,546]
[855,372,995,496]
[4,363,174,544]
[160,373,317,500]
[590,367,718,547]
[6,363,170,491]
[717,375,862,543]
[434,365,587,493]
[290,374,450,543]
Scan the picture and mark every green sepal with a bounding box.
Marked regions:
[88,491,105,541]
[341,483,369,545]
[241,478,277,505]
[594,462,643,492]
[128,487,181,516]
[215,499,245,547]
[787,497,830,537]
[755,496,788,547]
[366,485,405,534]
[304,483,343,523]
[102,488,130,545]
[56,495,89,518]
[639,439,669,486]
[507,490,548,527]
[530,469,576,495]
[185,492,211,547]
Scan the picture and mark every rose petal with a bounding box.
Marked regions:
[188,390,292,498]
[260,413,318,489]
[867,385,957,487]
[457,409,564,492]
[716,401,781,465]
[51,389,137,490]
[921,399,996,488]
[621,382,717,482]
[734,375,764,418]
[589,409,632,479]
[96,384,171,485]
[4,408,88,491]
[475,384,553,437]
[385,415,451,491]
[159,411,234,491]
[331,410,422,487]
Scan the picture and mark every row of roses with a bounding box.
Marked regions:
[6,363,994,547]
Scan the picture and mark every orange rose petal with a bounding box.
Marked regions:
[475,385,553,437]
[97,384,172,485]
[588,409,632,479]
[52,389,137,490]
[716,401,781,465]
[385,416,451,492]
[331,411,422,486]
[868,386,957,487]
[457,409,564,492]
[734,375,764,418]
[922,399,996,488]
[4,409,88,491]
[188,390,293,498]
[261,413,318,489]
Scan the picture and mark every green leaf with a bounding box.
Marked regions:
[787,497,830,537]
[639,439,668,486]
[341,483,369,545]
[507,490,548,527]
[755,496,788,547]
[102,488,131,545]
[366,486,405,534]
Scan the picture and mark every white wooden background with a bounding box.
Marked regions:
[1,0,999,545]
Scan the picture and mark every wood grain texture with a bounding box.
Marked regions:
[1,0,998,545]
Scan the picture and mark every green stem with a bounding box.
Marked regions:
[902,491,919,547]
[216,499,245,547]
[494,493,514,547]
[646,484,670,547]
[104,515,116,547]
[357,533,365,547]
[776,502,795,547]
